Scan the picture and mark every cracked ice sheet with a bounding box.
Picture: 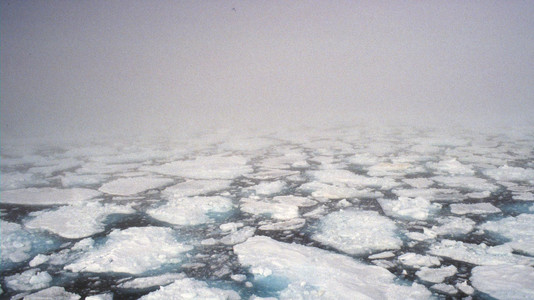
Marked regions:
[99,176,173,196]
[1,187,102,206]
[450,202,501,215]
[470,264,534,300]
[141,155,252,179]
[139,278,240,300]
[147,196,234,226]
[479,214,534,256]
[24,202,135,239]
[161,180,232,198]
[378,197,441,221]
[311,210,403,255]
[65,227,192,274]
[234,236,430,299]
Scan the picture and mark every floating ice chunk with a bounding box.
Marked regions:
[378,197,441,221]
[142,155,252,179]
[259,218,306,231]
[471,264,534,300]
[484,165,534,182]
[162,180,232,198]
[430,283,457,295]
[513,192,534,201]
[60,173,109,187]
[249,181,286,195]
[220,226,255,245]
[240,198,299,220]
[28,159,81,176]
[427,158,474,175]
[428,240,534,266]
[272,196,316,207]
[77,162,140,174]
[398,253,440,268]
[244,169,300,180]
[466,191,491,199]
[4,269,52,291]
[99,176,173,196]
[234,236,430,299]
[148,196,233,226]
[479,214,534,256]
[85,293,113,300]
[402,178,434,189]
[431,216,475,236]
[450,203,501,215]
[1,172,48,190]
[65,227,192,274]
[117,273,185,289]
[432,176,498,192]
[1,187,101,205]
[29,254,49,267]
[23,286,80,300]
[392,188,464,202]
[310,169,400,189]
[24,202,134,239]
[139,278,240,300]
[348,153,380,165]
[302,205,327,218]
[368,251,396,260]
[416,265,457,283]
[220,222,244,232]
[231,274,247,282]
[312,210,403,255]
[299,181,382,199]
[367,162,416,177]
[456,281,474,295]
[336,199,352,208]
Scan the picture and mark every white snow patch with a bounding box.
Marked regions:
[139,278,240,300]
[398,253,441,268]
[378,197,441,221]
[479,214,534,256]
[312,210,403,255]
[471,264,534,300]
[248,181,286,195]
[24,202,134,239]
[416,265,457,283]
[234,236,430,299]
[450,203,501,215]
[240,198,299,220]
[431,216,475,236]
[99,176,173,196]
[484,165,534,182]
[65,227,192,274]
[1,187,101,206]
[427,158,474,175]
[147,196,234,226]
[430,283,457,295]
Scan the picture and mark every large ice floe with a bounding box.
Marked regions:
[2,125,534,299]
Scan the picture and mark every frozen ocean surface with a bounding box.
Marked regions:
[1,125,534,299]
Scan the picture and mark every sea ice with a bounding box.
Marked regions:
[234,236,430,299]
[402,178,434,189]
[431,216,475,236]
[427,158,474,175]
[248,180,286,195]
[450,203,501,215]
[471,264,534,300]
[22,286,80,300]
[430,283,457,295]
[1,172,48,190]
[142,155,252,179]
[415,265,457,283]
[312,210,403,255]
[65,227,192,274]
[139,278,240,300]
[258,218,306,231]
[310,169,400,189]
[484,165,534,182]
[24,202,134,239]
[432,176,498,192]
[4,269,52,291]
[147,196,234,226]
[161,180,232,198]
[220,226,256,245]
[398,253,441,268]
[117,273,185,289]
[1,187,101,205]
[428,239,534,266]
[99,176,173,196]
[378,197,441,221]
[240,198,299,220]
[299,181,381,200]
[479,214,534,256]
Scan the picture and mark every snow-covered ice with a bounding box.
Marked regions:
[99,176,173,196]
[147,196,234,225]
[479,214,534,255]
[1,187,101,205]
[471,264,534,299]
[450,202,501,215]
[416,265,457,283]
[378,197,441,220]
[139,278,240,300]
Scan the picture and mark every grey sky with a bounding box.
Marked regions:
[2,1,534,139]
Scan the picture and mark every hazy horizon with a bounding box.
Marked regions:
[2,1,534,140]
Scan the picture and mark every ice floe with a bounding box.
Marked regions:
[311,210,403,255]
[99,176,173,196]
[416,265,457,283]
[234,236,430,299]
[4,269,52,291]
[147,196,234,226]
[398,253,441,268]
[378,197,441,220]
[161,180,232,198]
[139,278,240,300]
[1,187,102,206]
[432,176,499,192]
[479,214,534,256]
[471,264,534,300]
[24,202,134,239]
[248,180,286,196]
[240,198,299,220]
[484,165,534,182]
[22,286,80,300]
[450,202,501,215]
[65,227,192,274]
[117,273,185,289]
[309,169,400,189]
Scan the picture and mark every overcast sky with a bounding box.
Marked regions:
[2,1,534,139]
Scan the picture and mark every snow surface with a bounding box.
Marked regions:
[471,264,534,299]
[312,210,403,255]
[65,227,192,274]
[378,197,441,220]
[147,196,234,225]
[234,236,430,299]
